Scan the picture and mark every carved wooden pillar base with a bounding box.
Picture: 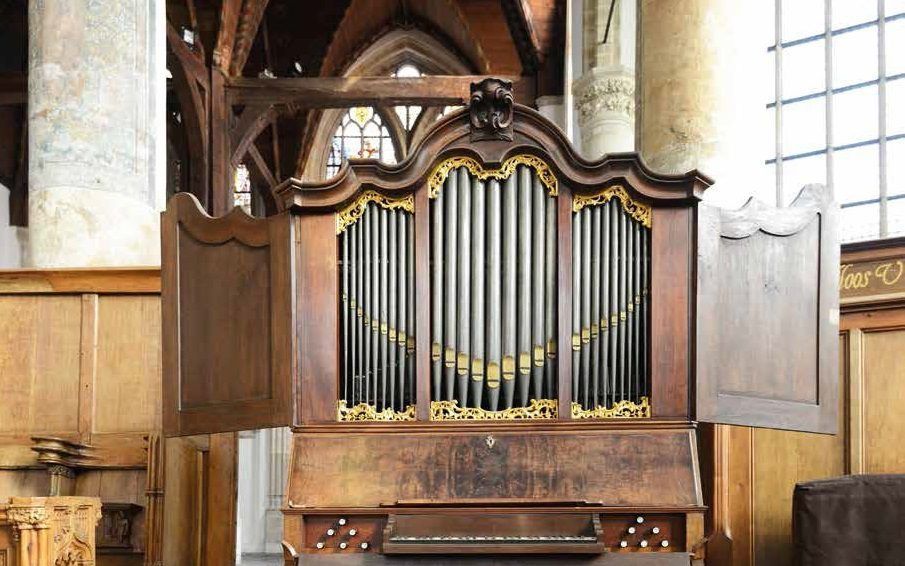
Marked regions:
[0,497,102,566]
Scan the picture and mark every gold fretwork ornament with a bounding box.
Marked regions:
[572,185,652,228]
[336,190,414,234]
[430,398,558,421]
[570,397,651,419]
[428,154,558,198]
[336,401,416,422]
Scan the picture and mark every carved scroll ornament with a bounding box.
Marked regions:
[469,78,514,142]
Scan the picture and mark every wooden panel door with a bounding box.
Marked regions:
[161,194,293,436]
[696,186,839,433]
[162,433,238,566]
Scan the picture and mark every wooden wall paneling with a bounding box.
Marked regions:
[163,436,206,565]
[0,470,50,501]
[80,294,99,439]
[161,433,239,566]
[76,469,148,558]
[93,296,162,435]
[844,330,863,474]
[862,324,905,473]
[0,295,82,434]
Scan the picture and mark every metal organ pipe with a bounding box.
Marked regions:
[337,195,416,417]
[429,164,558,411]
[572,189,651,417]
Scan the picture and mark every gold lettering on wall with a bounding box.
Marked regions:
[840,259,905,301]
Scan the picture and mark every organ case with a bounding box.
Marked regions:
[161,79,838,562]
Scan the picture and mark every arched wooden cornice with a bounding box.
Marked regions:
[273,82,712,213]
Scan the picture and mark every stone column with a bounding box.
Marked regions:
[536,95,565,131]
[637,0,766,207]
[27,0,165,267]
[265,427,290,553]
[572,0,636,158]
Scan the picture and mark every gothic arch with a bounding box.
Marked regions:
[298,28,474,181]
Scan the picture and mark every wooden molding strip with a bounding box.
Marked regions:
[0,268,160,294]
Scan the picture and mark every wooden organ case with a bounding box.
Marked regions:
[161,79,839,564]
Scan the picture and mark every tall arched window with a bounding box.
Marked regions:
[304,29,475,182]
[325,63,427,179]
[326,107,396,178]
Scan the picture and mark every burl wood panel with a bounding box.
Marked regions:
[287,429,701,508]
[863,328,905,473]
[0,295,82,433]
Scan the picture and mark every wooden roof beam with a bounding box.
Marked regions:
[225,75,530,107]
[229,0,270,77]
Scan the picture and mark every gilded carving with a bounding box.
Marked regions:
[573,185,652,228]
[430,398,558,421]
[570,397,651,419]
[336,191,414,234]
[336,401,416,422]
[428,154,558,199]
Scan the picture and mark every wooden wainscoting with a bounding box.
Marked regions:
[0,268,162,566]
[705,238,905,566]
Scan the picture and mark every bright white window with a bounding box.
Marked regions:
[766,0,905,241]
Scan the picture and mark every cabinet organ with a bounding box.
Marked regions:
[161,78,839,563]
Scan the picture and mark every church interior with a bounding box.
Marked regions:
[0,0,904,565]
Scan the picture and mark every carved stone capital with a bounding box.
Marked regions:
[469,78,514,142]
[572,66,635,126]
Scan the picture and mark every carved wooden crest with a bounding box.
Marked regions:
[469,77,514,142]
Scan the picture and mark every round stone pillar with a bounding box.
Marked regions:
[28,0,165,267]
[572,0,637,159]
[573,66,635,157]
[638,0,765,207]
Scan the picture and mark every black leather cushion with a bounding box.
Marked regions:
[793,474,905,566]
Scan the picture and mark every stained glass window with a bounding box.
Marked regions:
[233,163,252,213]
[326,106,396,178]
[765,1,905,242]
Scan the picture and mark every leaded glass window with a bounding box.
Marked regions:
[326,107,396,178]
[765,0,905,241]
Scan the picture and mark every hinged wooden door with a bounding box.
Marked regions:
[695,185,839,434]
[161,193,294,437]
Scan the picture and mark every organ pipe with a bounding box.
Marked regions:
[336,193,416,420]
[430,162,558,412]
[572,187,652,418]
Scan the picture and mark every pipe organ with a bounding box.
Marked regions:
[429,159,559,414]
[337,193,416,419]
[161,79,840,564]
